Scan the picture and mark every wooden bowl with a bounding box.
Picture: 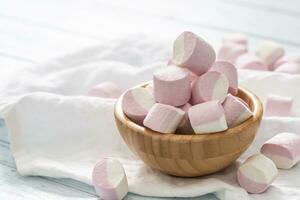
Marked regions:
[114,82,263,177]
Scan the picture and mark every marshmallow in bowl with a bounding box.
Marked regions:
[272,52,300,70]
[211,61,238,95]
[237,154,278,194]
[176,103,194,134]
[87,82,122,98]
[261,132,300,169]
[235,53,268,71]
[217,43,247,64]
[222,33,248,46]
[153,65,191,106]
[122,87,155,125]
[256,40,285,67]
[265,95,293,117]
[143,103,185,134]
[92,158,128,200]
[188,101,228,134]
[191,71,229,105]
[222,94,253,128]
[275,62,300,74]
[172,31,216,75]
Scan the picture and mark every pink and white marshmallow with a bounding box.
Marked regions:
[176,103,194,134]
[188,101,228,134]
[172,31,216,75]
[92,158,128,200]
[87,82,122,98]
[237,154,278,194]
[222,94,253,128]
[256,41,284,67]
[211,61,238,95]
[153,65,191,106]
[275,62,300,74]
[217,43,247,64]
[273,52,300,69]
[191,71,229,105]
[265,95,293,117]
[122,87,155,124]
[143,103,185,134]
[222,33,248,46]
[235,53,268,71]
[261,132,300,169]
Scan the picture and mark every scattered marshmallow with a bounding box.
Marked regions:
[87,82,122,98]
[256,41,284,67]
[237,154,278,194]
[235,53,268,71]
[211,61,238,95]
[191,71,229,105]
[275,62,300,74]
[222,33,248,46]
[122,87,155,124]
[217,43,247,64]
[145,81,153,94]
[143,103,185,134]
[153,65,191,106]
[172,31,216,75]
[92,158,128,200]
[273,52,300,69]
[176,103,194,134]
[265,95,293,117]
[222,94,252,128]
[261,132,300,169]
[188,101,228,134]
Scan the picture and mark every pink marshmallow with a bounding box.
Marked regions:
[172,31,216,75]
[217,43,247,64]
[176,103,194,134]
[261,132,300,169]
[153,65,191,106]
[222,33,248,46]
[191,71,229,105]
[122,87,155,125]
[265,95,293,117]
[273,52,300,70]
[211,61,238,95]
[87,82,122,98]
[222,94,253,128]
[188,101,228,134]
[92,158,128,200]
[235,53,268,71]
[237,154,278,194]
[143,103,185,134]
[256,41,285,67]
[275,62,300,74]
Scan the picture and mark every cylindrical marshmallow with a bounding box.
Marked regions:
[222,94,253,128]
[222,33,248,46]
[122,87,155,124]
[143,103,185,134]
[211,61,238,95]
[191,71,229,105]
[273,52,300,69]
[264,95,293,117]
[153,65,191,106]
[235,53,268,71]
[176,103,194,134]
[92,158,128,200]
[188,100,228,134]
[275,62,300,74]
[256,40,285,67]
[261,132,300,169]
[172,31,216,75]
[237,154,278,194]
[217,43,247,64]
[87,82,122,98]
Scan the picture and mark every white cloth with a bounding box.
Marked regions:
[0,36,300,200]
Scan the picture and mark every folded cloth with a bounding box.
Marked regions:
[1,36,300,200]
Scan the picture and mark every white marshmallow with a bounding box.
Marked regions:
[256,41,285,67]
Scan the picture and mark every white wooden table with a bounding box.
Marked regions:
[0,0,299,199]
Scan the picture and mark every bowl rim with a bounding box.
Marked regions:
[114,81,263,142]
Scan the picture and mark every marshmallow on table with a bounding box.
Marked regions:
[153,65,191,106]
[92,158,128,200]
[188,101,228,134]
[237,154,278,194]
[222,94,253,128]
[256,41,285,67]
[265,95,293,117]
[275,62,300,74]
[222,33,248,46]
[172,31,216,75]
[217,43,247,64]
[235,53,268,71]
[87,82,122,98]
[176,103,194,134]
[273,52,300,69]
[143,103,185,134]
[122,87,155,125]
[261,132,300,169]
[191,71,229,105]
[211,61,238,95]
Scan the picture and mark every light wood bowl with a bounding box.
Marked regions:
[114,82,263,177]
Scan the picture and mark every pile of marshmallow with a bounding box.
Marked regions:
[122,31,253,134]
[219,33,300,73]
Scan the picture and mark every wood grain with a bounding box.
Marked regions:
[114,82,263,177]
